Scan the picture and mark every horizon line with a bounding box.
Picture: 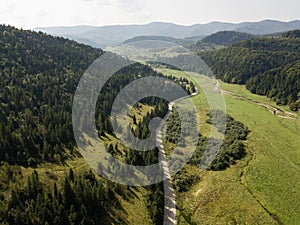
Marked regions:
[29,18,300,30]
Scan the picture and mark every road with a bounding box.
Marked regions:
[156,88,198,225]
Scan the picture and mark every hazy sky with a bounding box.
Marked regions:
[0,0,299,29]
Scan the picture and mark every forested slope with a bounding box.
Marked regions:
[0,25,104,165]
[199,32,300,110]
[201,31,255,46]
[0,25,176,225]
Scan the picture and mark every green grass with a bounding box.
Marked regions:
[220,82,299,117]
[154,68,213,137]
[222,84,300,225]
[155,68,300,224]
[176,163,278,225]
[129,102,154,123]
[117,187,153,225]
[176,92,300,223]
[106,45,188,61]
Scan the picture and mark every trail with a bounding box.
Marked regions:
[156,89,198,225]
[221,89,298,120]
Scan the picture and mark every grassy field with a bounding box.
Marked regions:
[220,82,299,119]
[176,94,300,224]
[220,82,300,225]
[155,68,300,225]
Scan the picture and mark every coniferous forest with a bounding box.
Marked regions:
[0,25,174,224]
[0,25,103,165]
[199,32,300,110]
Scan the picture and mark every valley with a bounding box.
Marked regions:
[179,79,299,224]
[154,68,299,224]
[0,21,299,225]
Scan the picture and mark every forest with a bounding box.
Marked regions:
[199,31,300,110]
[201,31,255,46]
[166,109,249,172]
[0,25,175,224]
[0,168,128,225]
[0,25,103,165]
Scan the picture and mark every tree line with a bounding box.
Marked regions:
[201,31,255,46]
[199,32,300,110]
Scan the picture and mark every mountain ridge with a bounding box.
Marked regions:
[35,20,300,48]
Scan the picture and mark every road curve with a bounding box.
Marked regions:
[156,88,198,225]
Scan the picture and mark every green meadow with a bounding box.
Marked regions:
[156,68,300,225]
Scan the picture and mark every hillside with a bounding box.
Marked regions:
[201,31,255,46]
[282,29,300,38]
[0,25,169,225]
[1,23,299,225]
[0,25,104,165]
[35,20,300,48]
[0,25,128,225]
[123,35,195,46]
[199,33,300,110]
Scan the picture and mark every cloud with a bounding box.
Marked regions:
[81,0,110,4]
[0,4,15,14]
[113,0,146,12]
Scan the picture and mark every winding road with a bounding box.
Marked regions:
[156,89,198,225]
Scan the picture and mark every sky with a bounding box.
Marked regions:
[0,0,299,29]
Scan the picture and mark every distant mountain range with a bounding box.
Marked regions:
[35,20,300,48]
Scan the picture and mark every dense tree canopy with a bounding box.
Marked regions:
[202,31,255,46]
[0,25,193,165]
[281,30,300,39]
[0,169,125,225]
[199,33,300,110]
[166,109,249,172]
[0,25,104,165]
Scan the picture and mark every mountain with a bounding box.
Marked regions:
[35,20,300,48]
[199,32,300,110]
[34,25,98,36]
[236,20,300,34]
